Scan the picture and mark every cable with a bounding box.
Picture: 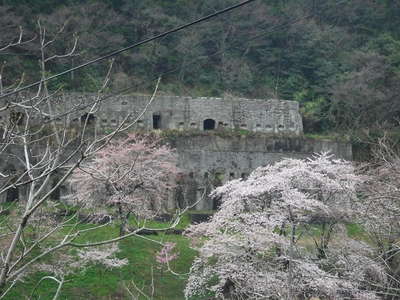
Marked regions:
[0,0,257,99]
[40,4,322,124]
[10,0,349,124]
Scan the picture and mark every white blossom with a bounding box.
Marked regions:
[185,153,384,299]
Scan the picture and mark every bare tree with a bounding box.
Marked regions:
[354,134,400,299]
[329,51,400,132]
[0,20,112,296]
[0,21,187,299]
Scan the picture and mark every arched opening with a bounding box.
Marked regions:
[80,113,96,126]
[6,187,19,202]
[203,119,216,130]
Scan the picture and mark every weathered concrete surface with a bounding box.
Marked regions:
[10,93,303,135]
[98,94,303,135]
[167,135,352,210]
[1,93,352,211]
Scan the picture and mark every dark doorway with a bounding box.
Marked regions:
[212,173,224,210]
[203,119,216,130]
[81,113,96,126]
[153,114,161,129]
[6,187,19,202]
[213,195,222,210]
[4,164,18,202]
[175,185,185,209]
[51,178,61,201]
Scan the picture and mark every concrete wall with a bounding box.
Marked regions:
[0,93,352,211]
[167,135,352,210]
[22,93,304,135]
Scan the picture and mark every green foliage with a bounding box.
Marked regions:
[299,95,332,133]
[1,207,197,300]
[367,33,400,72]
[304,133,349,142]
[2,0,400,138]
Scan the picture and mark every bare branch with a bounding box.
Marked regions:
[0,26,36,52]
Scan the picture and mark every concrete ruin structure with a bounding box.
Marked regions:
[23,93,303,135]
[93,94,304,135]
[0,94,352,210]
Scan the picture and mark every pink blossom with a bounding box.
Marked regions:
[155,242,179,264]
[70,133,179,220]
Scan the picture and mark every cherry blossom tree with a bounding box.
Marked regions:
[71,133,179,236]
[185,153,385,300]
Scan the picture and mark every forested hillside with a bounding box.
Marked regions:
[1,0,400,134]
[2,2,400,299]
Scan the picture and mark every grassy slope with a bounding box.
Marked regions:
[2,212,199,300]
[1,203,369,300]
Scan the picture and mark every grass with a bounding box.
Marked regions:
[1,202,371,300]
[128,213,191,230]
[3,225,198,300]
[160,128,301,141]
[304,132,350,142]
[1,205,202,300]
[293,222,371,254]
[346,222,368,240]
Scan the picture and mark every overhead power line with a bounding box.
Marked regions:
[42,2,325,124]
[0,0,257,99]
